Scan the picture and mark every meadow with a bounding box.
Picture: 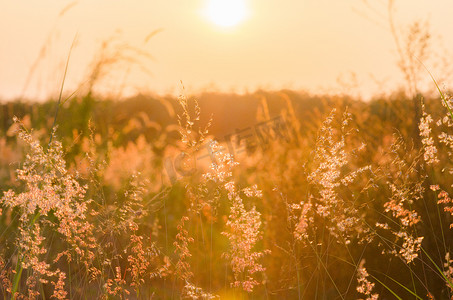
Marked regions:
[1,86,453,299]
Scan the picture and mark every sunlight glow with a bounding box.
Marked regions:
[205,0,248,28]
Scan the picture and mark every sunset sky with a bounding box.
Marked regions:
[1,0,452,101]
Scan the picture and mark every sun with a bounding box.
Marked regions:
[205,0,248,28]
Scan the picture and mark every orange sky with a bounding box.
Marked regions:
[0,0,452,101]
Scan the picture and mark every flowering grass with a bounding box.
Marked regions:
[1,89,453,299]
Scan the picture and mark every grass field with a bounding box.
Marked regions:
[1,87,453,299]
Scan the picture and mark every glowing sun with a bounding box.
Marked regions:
[205,0,248,28]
